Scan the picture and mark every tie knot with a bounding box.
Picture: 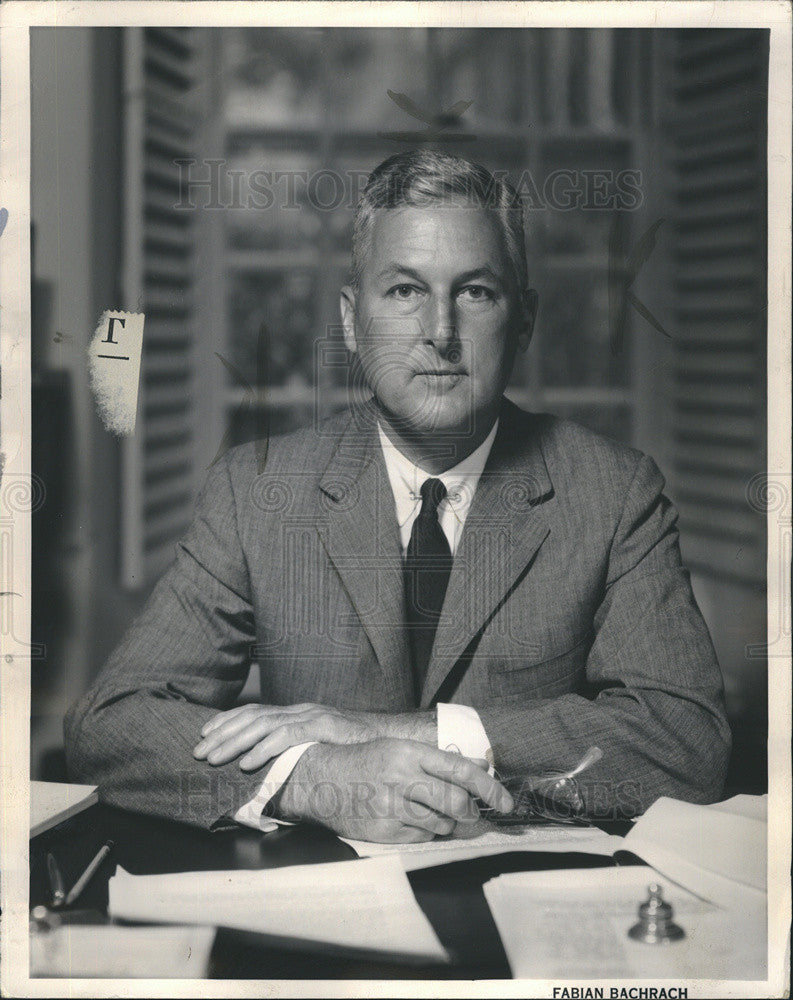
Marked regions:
[419,477,447,514]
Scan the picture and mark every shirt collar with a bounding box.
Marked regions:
[377,420,500,529]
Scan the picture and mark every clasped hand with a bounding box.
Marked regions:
[276,739,513,842]
[193,703,514,841]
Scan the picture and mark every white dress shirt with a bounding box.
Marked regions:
[377,419,499,557]
[377,420,497,763]
[234,420,498,831]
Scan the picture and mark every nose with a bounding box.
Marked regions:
[426,296,458,356]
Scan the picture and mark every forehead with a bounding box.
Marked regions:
[365,205,510,275]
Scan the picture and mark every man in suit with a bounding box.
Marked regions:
[65,150,731,842]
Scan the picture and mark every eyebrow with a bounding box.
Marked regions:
[375,263,505,287]
[454,266,503,287]
[376,264,426,282]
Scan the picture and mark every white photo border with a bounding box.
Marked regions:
[1,2,790,997]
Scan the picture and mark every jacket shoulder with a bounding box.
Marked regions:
[504,402,656,499]
[538,413,645,474]
[516,409,669,537]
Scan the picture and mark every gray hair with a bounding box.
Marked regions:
[350,149,529,295]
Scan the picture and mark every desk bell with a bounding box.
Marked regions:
[628,883,685,944]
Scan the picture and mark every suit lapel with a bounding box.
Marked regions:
[316,408,412,701]
[420,402,553,708]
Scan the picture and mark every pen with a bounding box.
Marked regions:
[64,840,114,907]
[46,853,66,909]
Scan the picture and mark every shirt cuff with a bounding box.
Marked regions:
[437,703,493,769]
[233,741,318,832]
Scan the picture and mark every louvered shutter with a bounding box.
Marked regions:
[121,27,200,588]
[667,29,768,582]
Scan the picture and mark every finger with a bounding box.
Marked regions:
[200,702,306,741]
[420,749,514,814]
[203,717,285,765]
[196,710,291,759]
[239,723,314,771]
[200,705,253,738]
[399,800,457,838]
[393,826,437,843]
[240,712,365,768]
[195,712,265,758]
[368,823,435,844]
[405,776,480,823]
[199,712,260,750]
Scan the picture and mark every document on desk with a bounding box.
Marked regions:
[483,866,767,981]
[107,856,448,963]
[30,924,216,979]
[621,793,767,911]
[30,781,98,838]
[341,823,625,871]
[342,792,769,898]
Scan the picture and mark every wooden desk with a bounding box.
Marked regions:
[30,804,634,979]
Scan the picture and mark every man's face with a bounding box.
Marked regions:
[340,205,536,442]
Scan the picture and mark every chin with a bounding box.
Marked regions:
[393,386,468,428]
[403,404,475,439]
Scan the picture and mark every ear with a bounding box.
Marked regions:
[340,286,358,354]
[517,288,538,353]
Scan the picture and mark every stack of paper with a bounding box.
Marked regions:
[484,867,766,981]
[619,793,767,911]
[30,781,98,838]
[343,793,768,902]
[342,823,624,871]
[107,856,448,964]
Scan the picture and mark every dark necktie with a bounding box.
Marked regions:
[404,478,453,700]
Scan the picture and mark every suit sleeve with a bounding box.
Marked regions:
[64,454,266,830]
[476,454,732,818]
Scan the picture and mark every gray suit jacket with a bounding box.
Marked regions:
[65,399,731,828]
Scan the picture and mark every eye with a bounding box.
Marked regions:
[458,285,495,302]
[387,284,420,300]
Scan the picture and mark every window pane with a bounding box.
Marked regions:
[224,149,321,252]
[532,135,633,389]
[223,28,323,128]
[537,200,618,257]
[537,138,632,256]
[228,270,317,388]
[325,153,383,255]
[535,268,629,387]
[448,30,525,127]
[327,29,429,128]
